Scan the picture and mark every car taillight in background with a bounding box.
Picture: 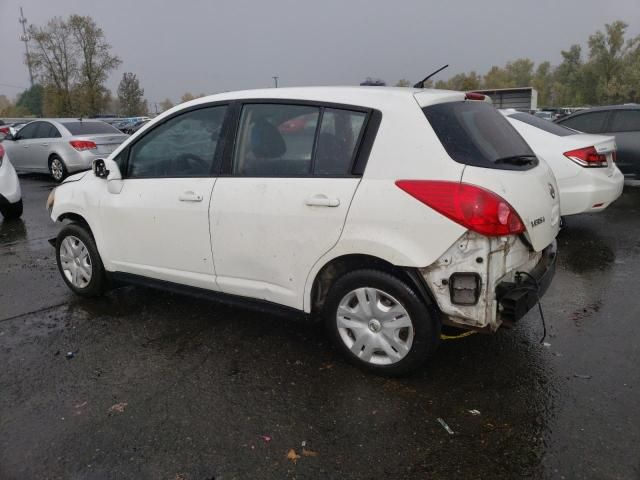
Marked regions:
[395,180,525,236]
[0,143,4,167]
[69,140,97,151]
[563,146,608,168]
[0,126,10,135]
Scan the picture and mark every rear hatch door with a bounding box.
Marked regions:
[422,99,560,251]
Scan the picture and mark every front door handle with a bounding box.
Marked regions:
[305,194,340,207]
[41,143,49,147]
[179,191,203,202]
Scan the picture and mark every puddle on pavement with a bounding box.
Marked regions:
[0,219,27,244]
[558,226,614,274]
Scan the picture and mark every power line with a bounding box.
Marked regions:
[0,83,29,90]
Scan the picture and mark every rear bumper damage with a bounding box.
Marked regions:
[420,232,557,331]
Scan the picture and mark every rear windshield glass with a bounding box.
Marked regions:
[509,112,575,136]
[62,121,121,135]
[423,101,535,169]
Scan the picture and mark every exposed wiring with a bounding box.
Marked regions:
[440,330,477,341]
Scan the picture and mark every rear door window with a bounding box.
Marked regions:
[508,112,575,136]
[559,111,609,134]
[37,122,61,139]
[233,104,320,176]
[423,101,535,170]
[609,110,640,132]
[62,121,121,135]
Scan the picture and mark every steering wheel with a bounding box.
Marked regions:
[171,153,209,175]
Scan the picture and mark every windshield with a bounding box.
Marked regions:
[509,112,575,136]
[423,101,535,170]
[62,121,121,135]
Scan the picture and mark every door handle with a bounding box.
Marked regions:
[305,194,340,207]
[41,143,49,146]
[22,144,28,148]
[178,191,203,202]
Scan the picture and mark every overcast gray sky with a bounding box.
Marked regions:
[1,0,638,105]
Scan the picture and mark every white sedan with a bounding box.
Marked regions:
[0,143,22,219]
[501,109,624,216]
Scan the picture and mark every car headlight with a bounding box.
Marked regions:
[46,188,56,211]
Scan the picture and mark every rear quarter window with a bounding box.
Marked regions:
[62,121,121,135]
[509,112,575,136]
[423,101,535,170]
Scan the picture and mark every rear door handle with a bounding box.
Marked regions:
[41,143,49,147]
[179,191,203,202]
[305,194,340,207]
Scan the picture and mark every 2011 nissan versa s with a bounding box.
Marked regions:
[47,87,560,375]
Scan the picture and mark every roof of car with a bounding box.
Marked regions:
[561,103,639,115]
[175,86,466,112]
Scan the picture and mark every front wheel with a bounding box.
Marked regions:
[55,223,107,297]
[323,269,440,376]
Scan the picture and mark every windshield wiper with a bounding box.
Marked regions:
[494,154,537,166]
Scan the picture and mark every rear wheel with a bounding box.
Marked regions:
[55,223,107,297]
[323,269,440,376]
[49,155,67,182]
[0,199,23,219]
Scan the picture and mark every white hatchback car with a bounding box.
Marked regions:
[501,109,624,216]
[0,143,22,219]
[48,87,560,375]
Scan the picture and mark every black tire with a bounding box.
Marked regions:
[323,269,440,376]
[0,199,23,219]
[55,223,107,297]
[49,155,68,183]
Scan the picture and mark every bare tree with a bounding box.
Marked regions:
[69,15,121,116]
[28,17,77,115]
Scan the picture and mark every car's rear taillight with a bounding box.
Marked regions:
[0,143,4,167]
[395,180,525,236]
[69,140,97,151]
[0,126,10,135]
[563,146,607,168]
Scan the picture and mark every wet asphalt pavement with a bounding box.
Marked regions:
[1,176,639,480]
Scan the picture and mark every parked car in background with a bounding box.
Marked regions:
[2,119,128,182]
[122,119,150,134]
[556,104,640,180]
[533,110,554,121]
[47,87,560,375]
[0,143,22,219]
[501,109,623,216]
[0,122,27,138]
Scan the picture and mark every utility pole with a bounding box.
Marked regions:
[19,7,34,87]
[272,76,279,88]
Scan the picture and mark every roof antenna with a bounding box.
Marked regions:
[413,64,449,89]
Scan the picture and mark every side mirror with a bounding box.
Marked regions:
[92,158,110,178]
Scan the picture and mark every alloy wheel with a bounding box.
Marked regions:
[50,158,64,181]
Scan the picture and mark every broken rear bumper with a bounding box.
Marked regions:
[496,241,557,323]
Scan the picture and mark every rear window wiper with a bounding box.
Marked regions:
[493,154,537,166]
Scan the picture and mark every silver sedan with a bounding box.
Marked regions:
[3,119,128,182]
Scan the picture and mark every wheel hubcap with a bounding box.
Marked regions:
[59,236,92,288]
[336,287,414,365]
[51,159,63,180]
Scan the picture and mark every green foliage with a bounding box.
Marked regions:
[16,84,44,116]
[433,20,640,107]
[117,72,146,116]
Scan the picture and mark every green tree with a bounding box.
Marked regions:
[117,72,146,116]
[532,61,552,106]
[16,84,44,116]
[395,79,411,87]
[483,66,511,89]
[505,58,534,87]
[587,21,632,103]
